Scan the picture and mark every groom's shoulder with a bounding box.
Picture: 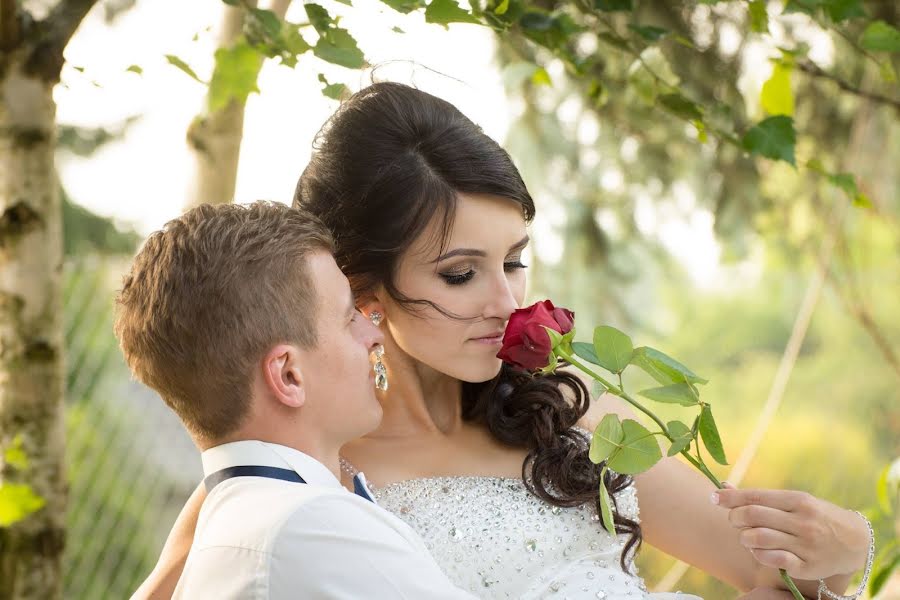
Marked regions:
[196,478,360,550]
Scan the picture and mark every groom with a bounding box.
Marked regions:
[115,201,471,598]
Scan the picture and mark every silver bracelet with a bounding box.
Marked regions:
[817,510,875,600]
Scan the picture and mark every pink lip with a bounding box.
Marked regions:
[470,333,504,345]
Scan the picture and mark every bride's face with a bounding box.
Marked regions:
[381,193,528,383]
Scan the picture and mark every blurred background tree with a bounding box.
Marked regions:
[0,0,897,598]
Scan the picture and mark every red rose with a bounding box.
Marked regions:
[497,300,575,370]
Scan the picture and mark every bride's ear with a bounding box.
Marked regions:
[261,344,305,408]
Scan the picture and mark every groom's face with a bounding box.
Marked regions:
[297,252,385,443]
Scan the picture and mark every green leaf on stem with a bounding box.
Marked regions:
[742,115,796,166]
[638,383,699,407]
[761,62,794,117]
[380,0,424,14]
[165,55,204,83]
[610,419,663,474]
[572,341,600,365]
[425,0,481,27]
[860,20,900,52]
[318,74,348,100]
[598,466,617,536]
[666,421,693,457]
[699,404,728,466]
[590,413,623,464]
[314,28,366,69]
[494,0,509,15]
[630,346,708,386]
[251,8,283,37]
[593,325,633,374]
[305,3,333,34]
[592,379,608,399]
[208,43,262,112]
[126,64,143,75]
[0,484,45,526]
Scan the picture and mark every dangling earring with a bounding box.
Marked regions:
[370,311,388,392]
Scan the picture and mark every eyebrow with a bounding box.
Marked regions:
[431,235,530,264]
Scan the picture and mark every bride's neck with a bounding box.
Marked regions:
[370,337,463,437]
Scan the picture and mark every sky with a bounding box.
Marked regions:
[53,0,828,289]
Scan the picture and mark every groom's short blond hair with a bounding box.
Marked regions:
[114,202,334,443]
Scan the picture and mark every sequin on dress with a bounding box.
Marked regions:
[340,457,703,600]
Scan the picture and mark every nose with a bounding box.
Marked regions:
[483,271,519,322]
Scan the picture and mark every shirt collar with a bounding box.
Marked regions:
[201,440,342,489]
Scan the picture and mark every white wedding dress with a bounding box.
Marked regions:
[342,458,704,599]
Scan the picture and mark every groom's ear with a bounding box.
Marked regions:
[261,344,305,408]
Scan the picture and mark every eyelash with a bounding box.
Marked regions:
[440,261,528,286]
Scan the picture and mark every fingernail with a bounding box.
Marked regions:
[710,491,720,505]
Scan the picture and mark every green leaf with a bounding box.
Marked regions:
[590,413,623,464]
[870,551,900,597]
[333,0,353,5]
[860,21,900,53]
[742,115,796,166]
[318,74,348,100]
[784,0,824,15]
[748,0,768,33]
[125,64,143,75]
[593,325,633,374]
[592,379,608,399]
[425,0,481,27]
[666,421,693,457]
[380,0,425,13]
[639,383,699,407]
[761,62,794,116]
[251,8,282,37]
[305,3,334,34]
[221,0,241,5]
[630,346,708,386]
[607,419,663,475]
[531,67,552,86]
[392,26,406,33]
[208,42,262,112]
[823,0,866,22]
[573,341,600,365]
[598,467,617,536]
[0,483,45,526]
[658,93,703,120]
[165,54,204,83]
[494,0,509,15]
[314,28,366,69]
[595,0,632,10]
[283,25,313,57]
[627,24,668,42]
[699,404,728,466]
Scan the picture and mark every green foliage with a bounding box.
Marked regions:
[589,414,662,475]
[742,115,797,166]
[62,193,140,257]
[698,404,728,465]
[638,383,699,407]
[592,325,634,374]
[860,20,900,52]
[0,484,45,527]
[425,0,481,27]
[209,42,262,111]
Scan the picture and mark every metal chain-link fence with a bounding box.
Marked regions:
[63,256,200,600]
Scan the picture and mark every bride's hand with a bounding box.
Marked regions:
[712,486,869,580]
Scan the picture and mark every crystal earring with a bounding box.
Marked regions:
[369,311,388,391]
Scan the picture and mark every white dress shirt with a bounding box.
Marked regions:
[172,440,473,599]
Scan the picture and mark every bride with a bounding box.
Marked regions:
[135,82,870,600]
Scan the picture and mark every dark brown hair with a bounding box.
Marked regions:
[114,202,334,443]
[294,82,641,568]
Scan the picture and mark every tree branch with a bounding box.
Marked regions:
[797,60,900,115]
[43,0,100,52]
[0,0,20,51]
[24,0,99,80]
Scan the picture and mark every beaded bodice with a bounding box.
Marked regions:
[343,461,704,600]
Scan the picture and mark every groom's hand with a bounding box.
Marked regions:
[712,486,869,581]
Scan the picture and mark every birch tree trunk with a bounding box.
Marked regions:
[186,0,292,209]
[0,1,98,598]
